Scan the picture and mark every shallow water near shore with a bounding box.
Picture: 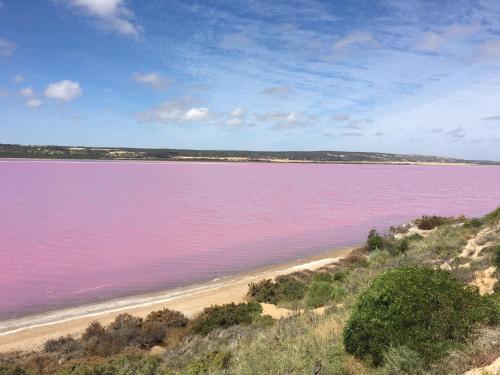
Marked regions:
[1,160,499,319]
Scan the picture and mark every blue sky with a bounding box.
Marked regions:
[1,0,500,159]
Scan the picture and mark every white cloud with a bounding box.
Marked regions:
[132,73,168,90]
[256,111,316,130]
[45,80,82,101]
[184,107,210,121]
[139,98,212,123]
[20,87,35,97]
[0,37,16,57]
[26,99,42,108]
[229,107,246,118]
[333,31,373,50]
[225,107,247,127]
[13,75,25,83]
[66,0,139,37]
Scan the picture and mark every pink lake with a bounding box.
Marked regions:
[0,160,499,319]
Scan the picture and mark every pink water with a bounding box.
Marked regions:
[0,161,499,318]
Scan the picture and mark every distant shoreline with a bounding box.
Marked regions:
[0,245,356,353]
[0,157,486,166]
[2,144,497,165]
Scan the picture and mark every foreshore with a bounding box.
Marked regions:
[0,245,357,353]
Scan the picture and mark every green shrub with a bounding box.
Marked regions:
[247,276,306,304]
[367,229,384,251]
[383,346,425,375]
[484,207,500,223]
[415,216,451,230]
[274,275,307,301]
[463,218,483,228]
[312,272,334,283]
[145,308,189,329]
[343,266,485,366]
[189,302,262,335]
[305,281,346,308]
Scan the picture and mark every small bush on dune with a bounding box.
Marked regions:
[305,281,346,308]
[81,321,106,341]
[189,302,262,335]
[343,266,486,366]
[247,276,306,304]
[273,275,307,301]
[312,272,334,283]
[367,229,384,251]
[145,309,189,329]
[415,216,452,230]
[43,335,80,355]
[484,207,500,223]
[463,217,484,228]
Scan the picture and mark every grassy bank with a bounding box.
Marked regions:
[1,209,499,375]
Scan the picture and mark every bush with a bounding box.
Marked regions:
[189,302,262,335]
[305,281,346,308]
[415,216,451,230]
[145,308,189,329]
[43,335,80,355]
[484,207,500,223]
[463,218,483,228]
[312,272,334,283]
[367,229,384,251]
[81,321,106,341]
[343,266,486,366]
[247,276,306,304]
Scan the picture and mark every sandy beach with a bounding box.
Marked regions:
[0,245,356,353]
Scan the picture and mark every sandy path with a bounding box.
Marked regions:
[0,246,355,353]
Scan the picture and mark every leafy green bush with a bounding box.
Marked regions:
[343,266,486,366]
[415,216,451,230]
[248,276,306,304]
[367,229,384,251]
[484,207,500,223]
[305,281,346,308]
[463,218,483,228]
[189,302,262,335]
[312,272,334,283]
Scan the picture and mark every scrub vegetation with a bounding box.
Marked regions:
[1,208,499,375]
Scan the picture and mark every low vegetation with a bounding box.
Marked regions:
[1,207,498,375]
